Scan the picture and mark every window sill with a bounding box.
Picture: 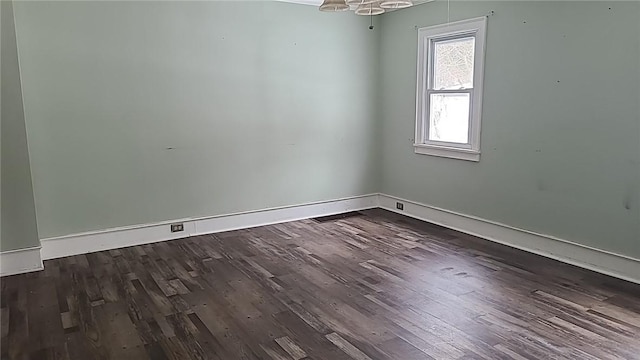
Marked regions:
[413,144,480,162]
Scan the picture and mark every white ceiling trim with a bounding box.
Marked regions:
[275,0,323,6]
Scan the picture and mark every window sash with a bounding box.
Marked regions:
[428,35,476,91]
[423,89,474,148]
[422,33,477,148]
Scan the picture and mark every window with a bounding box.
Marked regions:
[415,17,487,161]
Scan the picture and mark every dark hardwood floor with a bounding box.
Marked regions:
[2,209,639,360]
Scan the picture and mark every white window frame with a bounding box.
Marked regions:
[414,17,487,162]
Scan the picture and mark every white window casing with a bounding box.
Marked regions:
[415,17,487,162]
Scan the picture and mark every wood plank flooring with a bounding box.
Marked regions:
[1,209,639,359]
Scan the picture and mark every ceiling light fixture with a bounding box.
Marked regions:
[355,1,385,16]
[346,0,376,5]
[319,0,350,12]
[319,0,416,21]
[380,0,413,9]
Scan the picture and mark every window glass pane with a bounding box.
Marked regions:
[428,93,470,144]
[433,37,474,90]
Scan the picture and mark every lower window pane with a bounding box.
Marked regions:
[428,93,470,144]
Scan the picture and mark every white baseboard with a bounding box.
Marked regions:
[40,194,379,260]
[10,192,640,285]
[379,194,640,285]
[0,246,44,277]
[192,194,379,236]
[40,218,198,260]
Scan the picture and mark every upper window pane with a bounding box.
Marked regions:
[433,37,475,90]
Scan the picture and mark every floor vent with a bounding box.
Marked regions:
[312,211,364,223]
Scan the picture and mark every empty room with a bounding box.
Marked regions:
[1,0,639,358]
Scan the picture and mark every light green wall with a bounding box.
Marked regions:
[379,1,640,258]
[1,0,40,251]
[13,1,380,239]
[7,0,640,260]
